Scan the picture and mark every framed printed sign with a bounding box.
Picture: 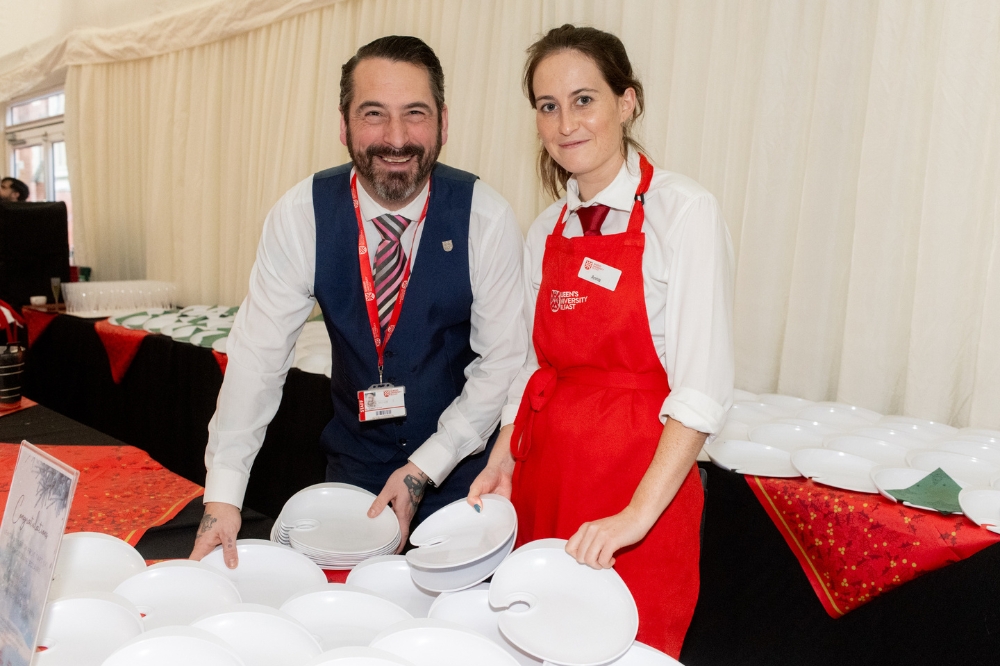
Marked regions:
[0,442,79,666]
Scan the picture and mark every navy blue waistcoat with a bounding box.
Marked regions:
[312,163,491,516]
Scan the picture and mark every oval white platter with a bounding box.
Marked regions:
[192,603,323,666]
[407,494,517,570]
[757,394,814,412]
[877,416,957,440]
[774,419,840,437]
[704,439,798,478]
[850,426,926,449]
[907,451,1000,489]
[823,435,909,468]
[748,423,825,451]
[112,560,242,629]
[488,540,637,666]
[303,646,418,666]
[933,440,1000,466]
[345,555,437,618]
[280,583,413,650]
[49,532,147,600]
[371,618,520,666]
[957,489,1000,534]
[790,448,878,493]
[200,538,327,608]
[428,588,542,665]
[101,626,246,666]
[35,592,144,666]
[796,402,881,428]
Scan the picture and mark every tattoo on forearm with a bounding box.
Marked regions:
[403,473,428,512]
[198,513,217,538]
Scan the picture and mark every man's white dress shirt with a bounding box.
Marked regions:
[503,150,735,435]
[205,169,527,508]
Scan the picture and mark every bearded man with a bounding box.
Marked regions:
[191,36,526,567]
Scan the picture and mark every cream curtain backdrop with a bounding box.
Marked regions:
[64,0,1000,428]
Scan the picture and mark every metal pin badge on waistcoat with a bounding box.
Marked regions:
[442,240,453,252]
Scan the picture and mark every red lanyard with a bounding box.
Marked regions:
[351,173,430,381]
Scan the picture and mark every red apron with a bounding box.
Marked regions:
[510,155,702,657]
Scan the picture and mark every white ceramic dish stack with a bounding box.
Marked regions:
[271,482,401,569]
[405,494,518,593]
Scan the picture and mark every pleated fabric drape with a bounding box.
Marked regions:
[64,0,1000,427]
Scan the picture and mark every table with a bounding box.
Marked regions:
[19,314,1000,665]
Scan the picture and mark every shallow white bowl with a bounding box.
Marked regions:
[957,489,1000,534]
[371,618,519,666]
[280,583,413,650]
[933,440,1000,466]
[35,592,143,666]
[49,532,146,600]
[850,426,926,449]
[544,641,682,666]
[774,418,841,437]
[345,556,437,618]
[201,539,327,608]
[757,394,815,412]
[192,603,322,666]
[726,401,788,426]
[408,531,516,593]
[429,589,541,665]
[407,495,516,570]
[823,435,909,468]
[101,626,246,666]
[871,467,939,507]
[748,423,825,452]
[113,560,242,629]
[907,451,1000,489]
[302,646,417,666]
[790,448,878,493]
[796,402,881,427]
[704,439,798,478]
[878,416,957,440]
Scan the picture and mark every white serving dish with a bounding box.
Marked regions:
[429,589,541,665]
[278,483,400,558]
[714,421,750,444]
[345,556,437,618]
[489,540,637,666]
[757,394,814,412]
[871,467,964,512]
[49,532,147,600]
[933,440,1000,466]
[796,402,881,427]
[192,603,323,666]
[371,618,520,666]
[408,531,516,593]
[774,418,840,437]
[957,489,1000,534]
[790,448,878,493]
[823,435,909,468]
[544,641,682,666]
[101,626,246,666]
[112,560,242,629]
[907,451,1000,489]
[878,415,957,440]
[280,583,413,650]
[850,426,926,449]
[34,592,143,666]
[200,538,327,608]
[748,423,825,451]
[726,401,788,425]
[704,439,798,478]
[302,647,417,665]
[407,495,516,570]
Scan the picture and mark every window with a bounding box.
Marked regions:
[5,90,74,261]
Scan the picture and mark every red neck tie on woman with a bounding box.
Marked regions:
[576,204,611,236]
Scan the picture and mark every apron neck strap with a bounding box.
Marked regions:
[552,154,655,237]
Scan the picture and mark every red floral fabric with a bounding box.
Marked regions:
[749,476,1000,617]
[94,319,149,384]
[22,308,58,347]
[0,443,203,545]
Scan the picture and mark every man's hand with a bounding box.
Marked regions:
[189,502,242,568]
[467,424,515,510]
[368,461,429,553]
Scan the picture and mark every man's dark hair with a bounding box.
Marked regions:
[339,36,445,115]
[1,177,29,202]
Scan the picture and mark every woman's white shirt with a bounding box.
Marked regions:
[502,150,735,435]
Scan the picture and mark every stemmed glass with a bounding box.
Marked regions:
[50,277,62,306]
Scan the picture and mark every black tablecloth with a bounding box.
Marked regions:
[18,314,1000,665]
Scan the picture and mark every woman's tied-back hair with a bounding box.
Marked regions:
[523,24,646,200]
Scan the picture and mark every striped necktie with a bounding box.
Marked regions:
[372,213,413,330]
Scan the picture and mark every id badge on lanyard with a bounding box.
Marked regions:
[351,173,429,422]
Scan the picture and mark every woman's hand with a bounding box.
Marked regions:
[467,424,517,509]
[565,505,654,569]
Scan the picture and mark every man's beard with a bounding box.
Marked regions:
[347,124,442,204]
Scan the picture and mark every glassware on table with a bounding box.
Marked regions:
[51,277,62,304]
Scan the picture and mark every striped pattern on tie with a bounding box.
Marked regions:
[372,213,413,329]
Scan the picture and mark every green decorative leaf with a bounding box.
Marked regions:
[885,468,963,514]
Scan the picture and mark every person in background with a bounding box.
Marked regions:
[190,35,527,568]
[467,25,735,657]
[0,178,28,202]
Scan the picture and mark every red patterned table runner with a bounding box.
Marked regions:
[749,476,1000,617]
[0,443,203,545]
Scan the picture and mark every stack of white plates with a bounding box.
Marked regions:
[405,495,517,593]
[271,483,401,569]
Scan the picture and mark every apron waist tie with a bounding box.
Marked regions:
[511,366,668,461]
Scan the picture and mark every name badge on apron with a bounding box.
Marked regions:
[358,384,406,422]
[578,256,622,291]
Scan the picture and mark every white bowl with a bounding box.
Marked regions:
[408,531,516,593]
[823,435,909,468]
[371,618,520,666]
[933,440,1000,466]
[850,426,926,449]
[489,540,637,666]
[907,451,1000,489]
[545,642,682,665]
[429,589,541,665]
[407,495,517,570]
[113,560,242,629]
[192,603,322,666]
[796,402,881,427]
[302,646,417,666]
[704,439,798,478]
[345,556,437,618]
[101,626,246,666]
[49,533,146,600]
[774,419,840,437]
[748,423,825,451]
[790,448,878,493]
[957,489,1000,533]
[878,415,957,440]
[35,593,143,666]
[870,467,941,507]
[757,394,814,412]
[726,401,788,425]
[200,539,327,607]
[280,583,413,650]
